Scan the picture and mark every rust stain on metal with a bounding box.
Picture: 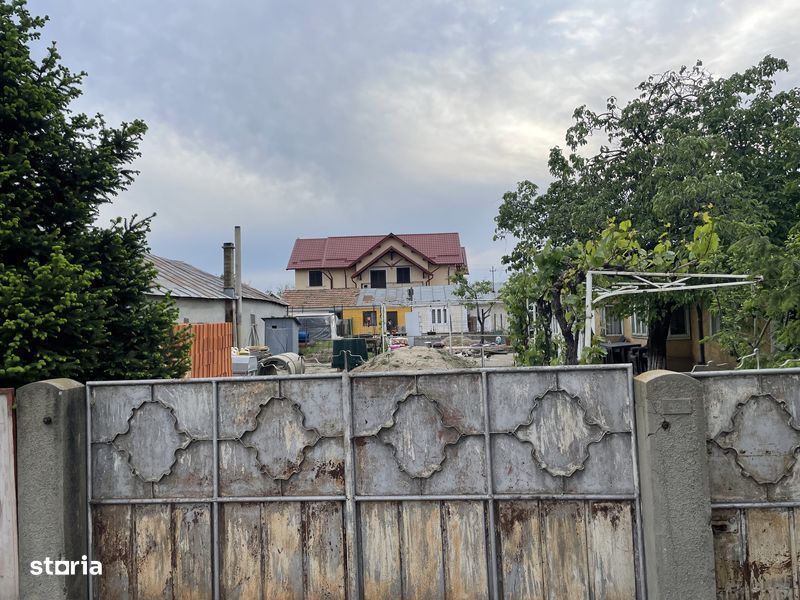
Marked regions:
[590,502,622,529]
[313,459,345,483]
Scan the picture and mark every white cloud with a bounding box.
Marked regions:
[98,123,337,236]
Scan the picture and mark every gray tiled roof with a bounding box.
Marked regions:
[146,254,286,305]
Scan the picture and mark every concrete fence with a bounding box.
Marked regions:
[7,367,800,599]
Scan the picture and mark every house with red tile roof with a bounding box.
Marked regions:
[286,232,468,290]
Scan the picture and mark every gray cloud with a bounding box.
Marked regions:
[29,0,800,288]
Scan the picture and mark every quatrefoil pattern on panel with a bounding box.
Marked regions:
[241,397,321,480]
[714,393,800,485]
[514,388,607,477]
[377,393,461,478]
[112,401,192,483]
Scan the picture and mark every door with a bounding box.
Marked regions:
[370,269,386,288]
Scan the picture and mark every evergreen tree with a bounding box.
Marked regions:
[0,0,190,387]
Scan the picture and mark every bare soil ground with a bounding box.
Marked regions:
[303,346,517,374]
[353,346,475,372]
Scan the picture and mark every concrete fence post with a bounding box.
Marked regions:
[634,370,716,600]
[16,379,87,600]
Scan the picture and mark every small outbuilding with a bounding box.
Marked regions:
[263,317,301,355]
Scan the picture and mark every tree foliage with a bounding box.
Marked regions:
[500,215,719,365]
[0,0,191,387]
[452,274,496,341]
[496,56,800,366]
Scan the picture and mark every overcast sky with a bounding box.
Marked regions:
[28,0,800,290]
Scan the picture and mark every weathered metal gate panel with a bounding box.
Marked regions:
[87,365,644,599]
[696,369,800,599]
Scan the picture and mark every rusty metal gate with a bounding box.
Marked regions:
[86,365,645,599]
[695,369,800,598]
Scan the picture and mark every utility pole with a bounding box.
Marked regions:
[489,266,497,292]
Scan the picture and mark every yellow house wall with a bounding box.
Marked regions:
[294,268,355,289]
[600,305,737,371]
[342,306,412,335]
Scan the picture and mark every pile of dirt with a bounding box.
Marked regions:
[352,346,474,372]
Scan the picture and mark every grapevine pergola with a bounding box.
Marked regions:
[583,270,762,349]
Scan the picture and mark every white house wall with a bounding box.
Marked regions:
[414,304,469,334]
[171,297,227,324]
[154,296,286,328]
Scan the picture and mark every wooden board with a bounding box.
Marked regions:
[262,502,303,599]
[540,501,590,600]
[400,501,445,600]
[360,502,402,600]
[498,501,545,600]
[587,502,636,599]
[745,508,793,596]
[94,503,212,600]
[442,501,489,600]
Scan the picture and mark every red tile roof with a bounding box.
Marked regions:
[281,288,361,309]
[287,233,468,270]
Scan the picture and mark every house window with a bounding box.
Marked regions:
[669,307,690,338]
[386,311,398,331]
[362,310,377,327]
[370,270,387,288]
[602,307,622,336]
[396,267,411,284]
[710,312,722,335]
[631,312,648,337]
[443,308,447,323]
[431,309,437,324]
[308,270,323,287]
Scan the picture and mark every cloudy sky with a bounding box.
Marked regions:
[28,0,800,290]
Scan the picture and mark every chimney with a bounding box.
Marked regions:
[223,242,235,297]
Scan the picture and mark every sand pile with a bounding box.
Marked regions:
[352,346,474,373]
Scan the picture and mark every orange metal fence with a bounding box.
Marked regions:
[177,322,233,378]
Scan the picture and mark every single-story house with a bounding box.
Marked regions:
[147,254,287,331]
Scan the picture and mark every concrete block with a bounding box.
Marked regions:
[16,379,86,600]
[634,370,716,600]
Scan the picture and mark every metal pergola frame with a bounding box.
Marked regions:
[583,270,762,349]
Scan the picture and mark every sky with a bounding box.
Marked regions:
[28,0,800,291]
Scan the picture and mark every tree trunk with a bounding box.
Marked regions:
[552,289,578,365]
[478,309,488,343]
[536,299,553,364]
[647,311,672,371]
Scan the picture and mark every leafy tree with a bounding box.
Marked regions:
[496,57,800,367]
[0,0,190,387]
[501,270,557,365]
[500,215,719,366]
[452,275,496,342]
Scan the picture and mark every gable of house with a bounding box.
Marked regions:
[287,233,466,270]
[287,233,468,289]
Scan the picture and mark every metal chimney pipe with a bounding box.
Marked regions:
[222,242,235,295]
[234,227,244,348]
[223,241,237,347]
